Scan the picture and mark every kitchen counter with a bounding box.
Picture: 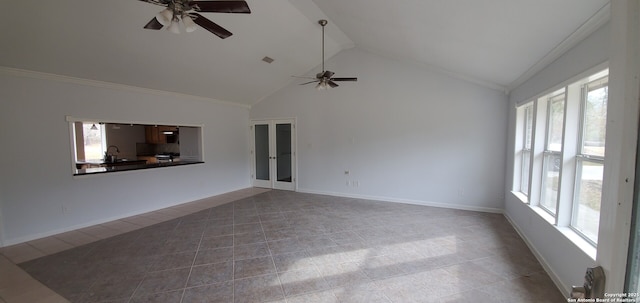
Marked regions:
[74,160,204,176]
[76,159,148,169]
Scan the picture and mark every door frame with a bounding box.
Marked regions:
[250,118,297,191]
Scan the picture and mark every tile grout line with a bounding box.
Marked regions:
[260,201,288,301]
[1,189,269,302]
[179,207,212,303]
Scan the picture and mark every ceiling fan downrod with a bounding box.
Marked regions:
[319,19,327,73]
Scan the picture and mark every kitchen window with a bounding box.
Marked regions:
[76,122,106,162]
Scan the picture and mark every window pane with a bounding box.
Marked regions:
[524,106,533,149]
[541,153,561,214]
[547,96,565,152]
[582,85,608,157]
[521,150,530,195]
[572,160,603,244]
[83,123,104,161]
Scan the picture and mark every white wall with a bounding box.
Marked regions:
[251,48,509,212]
[0,69,251,246]
[504,22,610,293]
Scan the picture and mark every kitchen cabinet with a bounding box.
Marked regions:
[145,126,162,144]
[145,126,177,144]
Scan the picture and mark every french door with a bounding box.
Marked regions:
[251,119,296,190]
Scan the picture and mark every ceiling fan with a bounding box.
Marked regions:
[138,0,250,39]
[298,20,357,90]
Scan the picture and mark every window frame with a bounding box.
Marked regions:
[76,122,107,162]
[540,92,566,217]
[570,76,608,246]
[520,104,534,196]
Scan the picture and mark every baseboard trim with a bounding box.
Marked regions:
[1,186,252,247]
[503,213,570,295]
[297,188,503,214]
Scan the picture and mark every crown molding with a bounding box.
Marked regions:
[507,2,611,93]
[0,66,251,109]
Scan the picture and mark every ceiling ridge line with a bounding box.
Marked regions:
[355,47,508,94]
[506,2,611,93]
[0,66,251,109]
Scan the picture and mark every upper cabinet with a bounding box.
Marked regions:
[145,126,178,144]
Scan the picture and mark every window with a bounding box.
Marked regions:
[571,76,608,244]
[512,68,609,247]
[540,91,566,215]
[520,104,534,195]
[75,122,106,162]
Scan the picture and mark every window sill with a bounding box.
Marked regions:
[557,227,597,260]
[509,191,597,261]
[511,191,529,204]
[526,201,597,261]
[530,206,596,260]
[531,206,557,225]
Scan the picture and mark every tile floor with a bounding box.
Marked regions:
[4,189,566,302]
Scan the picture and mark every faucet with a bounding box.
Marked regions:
[104,145,120,163]
[107,145,120,155]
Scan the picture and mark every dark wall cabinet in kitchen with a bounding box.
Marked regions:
[145,126,178,144]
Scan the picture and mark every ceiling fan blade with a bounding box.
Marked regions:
[190,13,233,39]
[143,17,164,30]
[330,77,358,82]
[299,80,319,85]
[322,71,335,78]
[328,81,339,88]
[137,0,171,7]
[189,1,251,13]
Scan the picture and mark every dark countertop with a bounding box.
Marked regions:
[74,160,204,176]
[76,159,148,169]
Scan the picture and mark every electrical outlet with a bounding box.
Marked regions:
[61,205,69,214]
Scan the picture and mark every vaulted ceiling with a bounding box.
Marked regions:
[0,0,609,106]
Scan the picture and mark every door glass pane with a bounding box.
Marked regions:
[626,128,640,293]
[541,153,561,215]
[255,124,270,181]
[571,160,603,244]
[276,124,292,183]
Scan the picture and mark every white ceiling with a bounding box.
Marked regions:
[0,0,609,106]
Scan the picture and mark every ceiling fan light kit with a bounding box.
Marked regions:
[167,19,181,34]
[139,0,251,39]
[182,14,197,32]
[156,8,173,26]
[297,19,357,90]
